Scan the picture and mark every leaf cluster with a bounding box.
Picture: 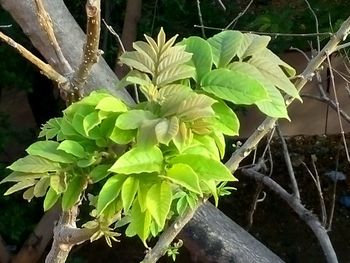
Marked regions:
[1,28,298,247]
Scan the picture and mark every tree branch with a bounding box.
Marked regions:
[242,168,338,263]
[0,235,10,263]
[71,0,102,99]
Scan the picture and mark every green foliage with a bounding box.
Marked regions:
[1,28,298,247]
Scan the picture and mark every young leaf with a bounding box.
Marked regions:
[26,141,76,163]
[181,36,213,81]
[201,68,268,105]
[166,163,202,195]
[57,140,86,158]
[97,174,127,214]
[95,96,128,113]
[39,118,62,139]
[0,171,44,184]
[8,156,60,173]
[4,179,37,195]
[109,146,163,174]
[211,131,226,159]
[33,177,50,197]
[116,110,158,130]
[43,187,60,211]
[23,187,35,202]
[125,200,152,245]
[62,176,86,211]
[83,111,103,136]
[207,31,243,68]
[248,55,301,100]
[89,164,112,183]
[212,101,240,136]
[228,62,289,119]
[146,181,173,228]
[121,176,139,213]
[176,196,188,216]
[50,173,67,194]
[155,64,195,86]
[155,117,179,145]
[177,94,216,122]
[109,126,136,144]
[170,154,236,182]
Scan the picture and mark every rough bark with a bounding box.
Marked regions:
[0,0,134,105]
[179,203,285,263]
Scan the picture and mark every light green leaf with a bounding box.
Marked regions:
[207,31,243,67]
[60,118,80,137]
[8,155,60,173]
[121,176,139,213]
[33,177,50,197]
[193,135,220,160]
[203,180,219,206]
[109,146,163,174]
[211,131,226,159]
[97,174,127,214]
[177,94,216,121]
[95,96,128,113]
[170,154,236,182]
[158,45,193,75]
[62,176,86,211]
[155,117,179,145]
[176,196,188,216]
[50,173,67,194]
[4,179,36,195]
[39,118,62,139]
[166,163,202,195]
[83,111,103,136]
[201,68,268,105]
[23,187,35,202]
[249,55,300,100]
[155,64,195,86]
[109,126,136,144]
[26,141,76,163]
[89,164,112,183]
[116,110,158,130]
[57,140,86,158]
[146,181,172,228]
[0,171,44,184]
[125,200,152,245]
[237,33,271,60]
[212,101,240,136]
[181,36,213,81]
[228,62,289,119]
[262,49,296,77]
[43,187,60,211]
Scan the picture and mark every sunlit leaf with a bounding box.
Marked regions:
[121,176,139,213]
[201,68,268,105]
[89,164,112,183]
[237,33,270,60]
[116,110,157,130]
[39,118,62,139]
[166,163,202,195]
[8,155,60,173]
[109,126,136,144]
[181,36,213,81]
[146,181,172,228]
[207,31,243,67]
[50,173,67,194]
[43,187,60,211]
[95,96,128,113]
[109,146,163,174]
[62,176,86,211]
[212,100,240,136]
[4,179,36,195]
[57,140,86,158]
[97,174,127,214]
[155,116,179,145]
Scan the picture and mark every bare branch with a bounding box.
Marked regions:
[72,0,102,99]
[242,168,338,263]
[196,0,206,38]
[0,31,68,85]
[225,0,254,30]
[276,125,300,199]
[34,0,73,75]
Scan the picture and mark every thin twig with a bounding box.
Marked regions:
[290,46,311,62]
[102,19,140,103]
[215,0,226,11]
[0,24,11,28]
[225,0,254,30]
[304,0,320,53]
[276,124,300,199]
[196,0,206,38]
[193,25,333,37]
[246,183,264,230]
[326,53,350,163]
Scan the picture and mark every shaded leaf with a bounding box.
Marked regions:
[121,176,139,213]
[155,117,179,145]
[4,179,36,195]
[43,187,60,211]
[89,164,112,183]
[26,141,76,163]
[33,177,50,197]
[62,176,86,211]
[212,101,240,136]
[57,140,86,158]
[116,110,157,130]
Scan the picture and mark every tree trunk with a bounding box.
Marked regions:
[0,0,284,262]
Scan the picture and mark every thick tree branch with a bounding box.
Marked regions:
[71,0,102,99]
[242,168,338,263]
[0,0,134,104]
